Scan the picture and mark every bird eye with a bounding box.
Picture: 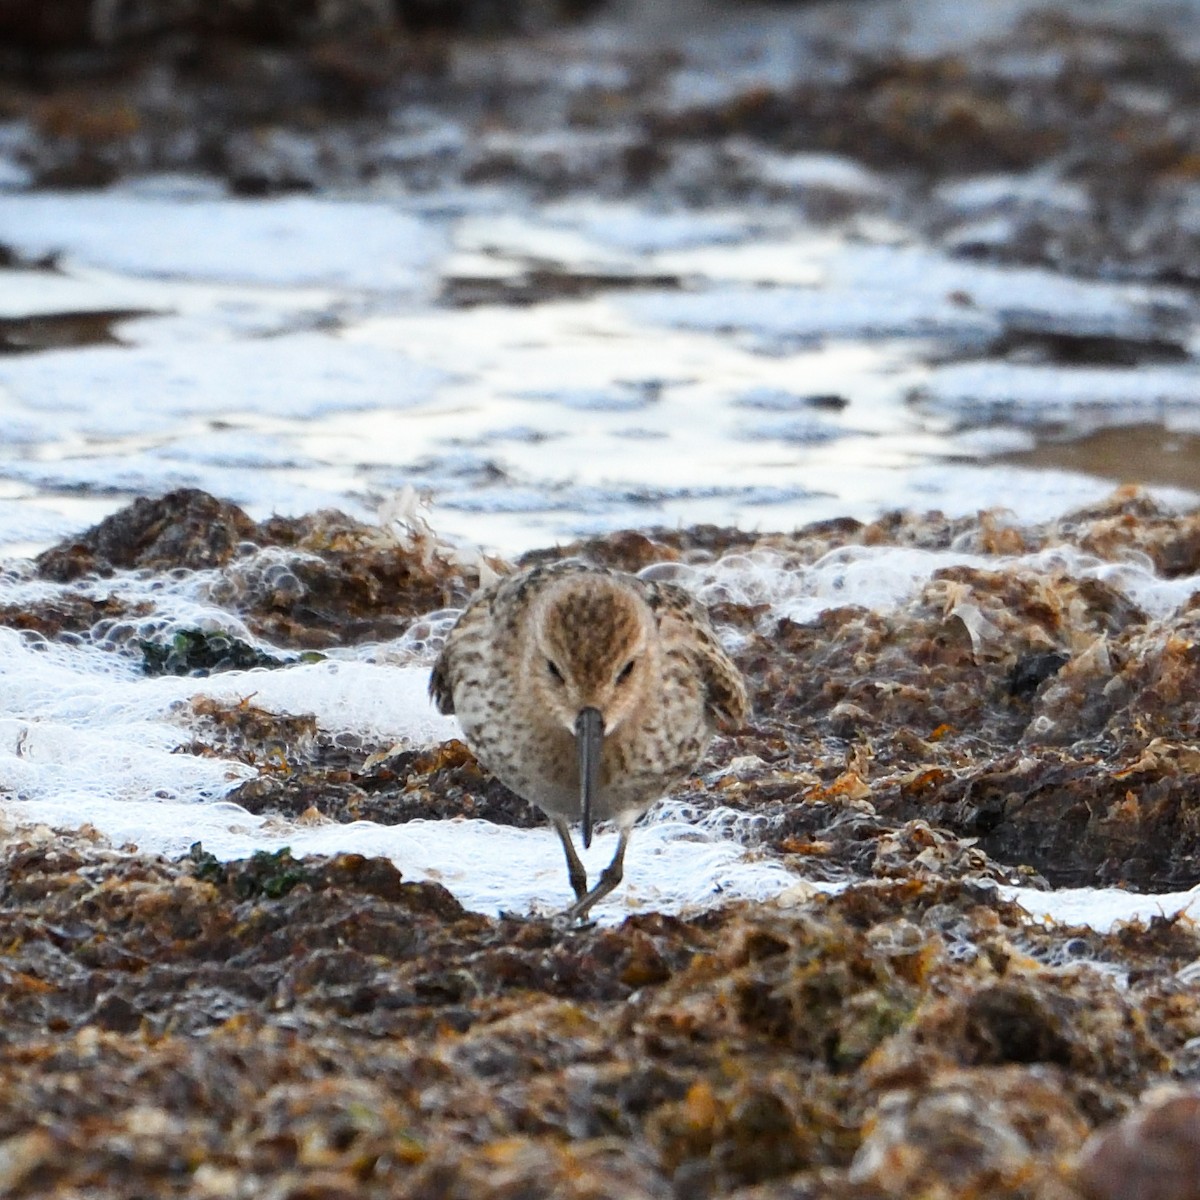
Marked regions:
[547,659,564,682]
[616,660,635,684]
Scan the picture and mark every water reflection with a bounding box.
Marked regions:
[1,185,1197,556]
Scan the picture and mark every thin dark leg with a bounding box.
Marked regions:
[552,816,588,900]
[563,828,630,923]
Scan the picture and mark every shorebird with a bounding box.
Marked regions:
[429,560,748,921]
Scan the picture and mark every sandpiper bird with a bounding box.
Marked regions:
[429,560,748,921]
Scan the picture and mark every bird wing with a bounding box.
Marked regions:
[644,579,750,729]
[697,638,750,729]
[427,571,518,715]
[427,585,496,715]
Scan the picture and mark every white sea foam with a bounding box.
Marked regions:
[0,192,443,290]
[0,269,148,319]
[935,171,1091,217]
[918,361,1200,429]
[747,148,889,197]
[0,502,85,550]
[623,239,1182,344]
[5,537,1200,925]
[0,332,446,436]
[10,801,804,921]
[547,201,752,253]
[623,282,997,343]
[0,577,794,919]
[1003,884,1200,934]
[651,540,1200,628]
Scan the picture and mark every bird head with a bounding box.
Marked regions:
[533,573,652,734]
[532,573,654,846]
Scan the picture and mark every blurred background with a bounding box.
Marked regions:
[2,0,1199,554]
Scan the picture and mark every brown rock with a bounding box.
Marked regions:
[1075,1088,1200,1200]
[849,1068,1088,1198]
[35,489,258,581]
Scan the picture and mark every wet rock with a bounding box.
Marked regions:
[223,127,326,195]
[30,489,479,648]
[356,740,542,825]
[188,844,316,900]
[900,746,1200,890]
[849,1068,1088,1198]
[0,0,96,50]
[1075,1088,1200,1200]
[1056,489,1200,579]
[139,628,294,676]
[88,991,144,1033]
[0,309,154,354]
[0,591,147,640]
[35,488,259,581]
[988,329,1192,368]
[519,528,685,573]
[0,0,593,50]
[225,737,544,827]
[1008,651,1070,700]
[182,696,321,767]
[440,268,683,308]
[232,507,479,648]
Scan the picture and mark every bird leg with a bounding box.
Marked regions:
[562,828,630,923]
[552,815,589,901]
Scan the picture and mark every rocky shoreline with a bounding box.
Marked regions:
[5,0,1200,1190]
[1,822,1197,1199]
[3,487,1200,1196]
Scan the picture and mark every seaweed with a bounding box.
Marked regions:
[1,827,1196,1198]
[139,629,294,676]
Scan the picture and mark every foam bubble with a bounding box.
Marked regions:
[80,802,811,921]
[7,536,1200,925]
[668,541,1200,630]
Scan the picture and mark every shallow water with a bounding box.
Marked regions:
[2,185,1196,558]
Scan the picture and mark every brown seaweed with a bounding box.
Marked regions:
[7,488,1200,1195]
[0,822,1196,1198]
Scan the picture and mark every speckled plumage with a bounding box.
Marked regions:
[429,560,748,919]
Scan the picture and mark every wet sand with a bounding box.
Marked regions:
[1003,425,1200,495]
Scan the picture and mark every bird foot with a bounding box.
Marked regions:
[498,908,533,922]
[497,907,595,932]
[551,909,597,932]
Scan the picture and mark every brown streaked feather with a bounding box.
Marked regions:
[697,639,749,729]
[428,584,499,715]
[644,579,749,729]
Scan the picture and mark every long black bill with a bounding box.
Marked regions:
[575,706,604,849]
